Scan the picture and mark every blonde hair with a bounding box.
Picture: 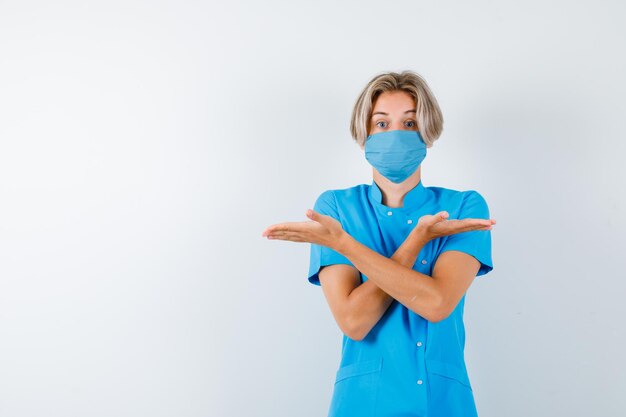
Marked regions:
[350,70,443,149]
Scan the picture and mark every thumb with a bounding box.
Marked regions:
[306,209,327,223]
[432,210,449,223]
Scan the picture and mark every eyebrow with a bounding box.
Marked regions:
[371,110,416,117]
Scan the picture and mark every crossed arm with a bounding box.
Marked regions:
[319,228,480,340]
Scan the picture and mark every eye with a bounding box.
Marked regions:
[405,120,416,128]
[375,121,387,128]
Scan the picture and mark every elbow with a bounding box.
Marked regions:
[423,295,453,323]
[427,308,451,323]
[342,313,368,342]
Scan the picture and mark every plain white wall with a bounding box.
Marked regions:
[1,0,625,416]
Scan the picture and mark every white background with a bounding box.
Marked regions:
[1,1,625,416]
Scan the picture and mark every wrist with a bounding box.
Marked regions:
[410,226,431,246]
[334,231,354,256]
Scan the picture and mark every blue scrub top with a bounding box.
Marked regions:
[307,179,494,417]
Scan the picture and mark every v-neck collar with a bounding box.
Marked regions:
[368,178,429,212]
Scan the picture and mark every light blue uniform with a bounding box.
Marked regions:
[308,179,493,417]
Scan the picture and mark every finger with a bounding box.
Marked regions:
[460,221,492,232]
[268,235,309,242]
[266,230,310,243]
[434,219,480,234]
[265,221,313,234]
[268,229,296,238]
[466,219,496,230]
[464,218,496,224]
[450,219,495,233]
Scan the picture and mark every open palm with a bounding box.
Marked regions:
[416,211,495,241]
[262,209,346,249]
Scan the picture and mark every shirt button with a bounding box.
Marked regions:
[387,211,393,216]
[417,379,423,385]
[421,259,427,264]
[407,219,413,224]
[416,341,423,347]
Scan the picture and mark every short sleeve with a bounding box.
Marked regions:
[439,191,494,277]
[307,190,355,286]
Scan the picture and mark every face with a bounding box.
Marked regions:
[368,90,418,137]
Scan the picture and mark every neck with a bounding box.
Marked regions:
[373,169,422,208]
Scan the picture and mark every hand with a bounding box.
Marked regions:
[414,210,496,242]
[261,209,347,250]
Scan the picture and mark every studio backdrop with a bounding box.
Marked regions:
[0,1,624,416]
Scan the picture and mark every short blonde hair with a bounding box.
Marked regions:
[350,70,444,149]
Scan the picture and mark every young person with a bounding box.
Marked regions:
[263,70,496,417]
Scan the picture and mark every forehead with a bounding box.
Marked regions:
[372,90,415,112]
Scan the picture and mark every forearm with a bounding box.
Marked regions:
[346,231,430,339]
[337,230,441,321]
